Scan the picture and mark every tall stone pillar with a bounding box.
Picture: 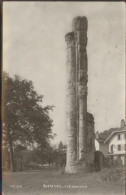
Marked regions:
[73,17,88,161]
[65,32,77,173]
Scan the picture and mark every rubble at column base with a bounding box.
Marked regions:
[76,161,88,173]
[65,165,78,174]
[65,161,88,174]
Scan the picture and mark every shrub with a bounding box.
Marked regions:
[99,167,125,182]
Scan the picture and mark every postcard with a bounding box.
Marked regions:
[2,1,125,195]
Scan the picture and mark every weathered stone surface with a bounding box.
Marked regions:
[75,31,87,46]
[86,113,95,164]
[72,16,88,31]
[65,32,77,173]
[74,17,88,161]
[65,17,95,174]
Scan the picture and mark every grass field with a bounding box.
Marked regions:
[2,169,125,195]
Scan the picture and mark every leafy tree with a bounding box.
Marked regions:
[58,141,64,152]
[58,141,67,152]
[99,128,119,141]
[57,141,66,167]
[14,148,43,171]
[2,72,54,171]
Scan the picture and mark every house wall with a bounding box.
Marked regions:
[94,140,109,157]
[99,143,109,157]
[95,139,99,151]
[109,132,126,155]
[94,129,126,165]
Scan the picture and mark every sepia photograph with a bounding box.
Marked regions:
[2,1,125,195]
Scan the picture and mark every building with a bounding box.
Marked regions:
[95,136,109,157]
[95,119,126,165]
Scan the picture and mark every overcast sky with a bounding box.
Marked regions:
[3,2,125,144]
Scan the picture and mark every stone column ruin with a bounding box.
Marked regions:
[65,16,95,174]
[65,32,77,174]
[73,17,88,161]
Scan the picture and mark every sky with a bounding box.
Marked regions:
[3,2,125,145]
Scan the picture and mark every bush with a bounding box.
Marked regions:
[99,167,125,182]
[87,162,95,172]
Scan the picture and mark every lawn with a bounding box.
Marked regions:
[2,169,125,195]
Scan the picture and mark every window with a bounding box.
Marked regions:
[124,133,126,140]
[117,145,121,151]
[111,145,114,153]
[124,144,126,151]
[118,134,121,140]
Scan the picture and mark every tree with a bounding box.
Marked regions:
[2,72,54,172]
[57,141,66,167]
[58,141,64,152]
[99,128,119,141]
[58,141,67,152]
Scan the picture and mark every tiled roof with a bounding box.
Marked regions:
[96,126,126,144]
[104,128,126,143]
